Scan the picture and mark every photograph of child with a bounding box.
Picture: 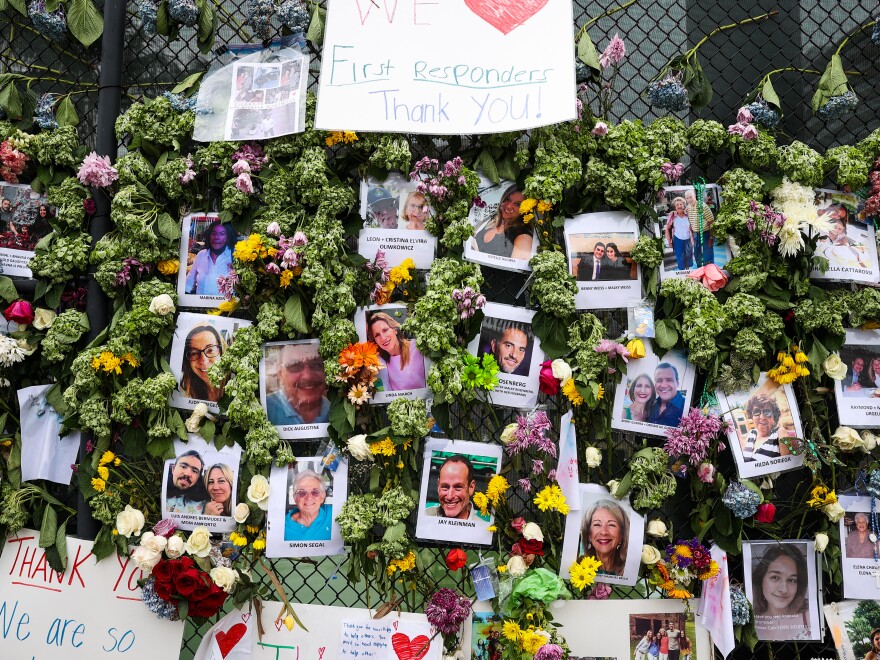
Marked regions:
[464,179,536,272]
[811,189,879,284]
[654,184,726,278]
[0,183,52,277]
[260,340,330,440]
[834,329,880,427]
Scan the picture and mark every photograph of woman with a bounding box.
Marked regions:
[203,464,233,516]
[181,324,226,402]
[664,196,693,270]
[634,631,653,660]
[749,543,813,641]
[402,190,429,231]
[864,628,880,660]
[185,220,236,296]
[367,311,427,392]
[471,184,533,260]
[580,498,629,576]
[741,394,794,462]
[284,468,332,541]
[625,374,656,422]
[844,512,879,559]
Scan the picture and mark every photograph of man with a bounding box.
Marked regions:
[576,242,607,281]
[647,363,685,427]
[1,196,14,232]
[266,343,331,426]
[425,455,483,521]
[367,187,399,229]
[185,220,236,296]
[845,356,869,393]
[684,187,715,267]
[283,468,332,541]
[166,450,208,515]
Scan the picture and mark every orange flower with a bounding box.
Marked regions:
[338,342,381,375]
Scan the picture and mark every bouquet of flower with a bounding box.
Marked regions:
[337,341,382,405]
[648,538,719,599]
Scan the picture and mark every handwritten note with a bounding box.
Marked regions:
[316,0,576,134]
[339,619,436,660]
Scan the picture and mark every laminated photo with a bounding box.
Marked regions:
[358,174,437,269]
[564,211,642,310]
[611,341,695,437]
[466,302,543,409]
[833,329,880,427]
[743,540,822,642]
[266,457,348,558]
[0,183,51,278]
[176,212,239,308]
[654,184,727,280]
[354,304,430,403]
[415,438,503,546]
[169,312,252,413]
[260,339,330,440]
[559,483,645,586]
[716,373,805,479]
[837,494,880,600]
[824,599,880,660]
[463,178,536,272]
[160,435,242,533]
[810,188,879,284]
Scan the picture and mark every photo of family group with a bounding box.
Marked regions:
[169,312,252,413]
[0,183,52,277]
[825,599,880,660]
[416,438,503,546]
[743,541,821,642]
[560,484,645,586]
[811,189,879,284]
[161,437,242,532]
[611,343,694,437]
[718,373,804,478]
[837,494,880,599]
[471,612,503,660]
[464,179,536,272]
[266,457,348,557]
[834,330,880,427]
[654,184,726,278]
[177,213,239,307]
[355,305,429,403]
[630,612,698,660]
[260,339,330,439]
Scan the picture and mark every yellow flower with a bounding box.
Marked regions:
[698,561,720,580]
[246,525,261,534]
[369,438,396,456]
[253,538,266,550]
[626,338,646,359]
[487,525,497,532]
[97,466,110,480]
[283,614,295,631]
[99,450,116,466]
[562,379,584,406]
[233,234,269,262]
[121,353,139,367]
[667,587,693,599]
[519,198,537,214]
[157,259,180,275]
[521,629,548,655]
[536,200,553,213]
[533,485,569,514]
[91,478,106,492]
[91,351,123,374]
[569,555,602,591]
[497,565,507,573]
[389,258,416,286]
[473,492,489,516]
[522,212,534,223]
[386,551,417,575]
[211,298,240,315]
[325,130,359,146]
[674,544,692,558]
[114,457,121,466]
[596,384,605,401]
[486,475,510,506]
[807,485,836,508]
[280,270,293,288]
[501,620,521,641]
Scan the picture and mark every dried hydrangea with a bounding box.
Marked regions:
[28,0,67,42]
[647,75,689,111]
[730,585,751,625]
[721,481,760,519]
[745,100,781,129]
[816,91,858,121]
[167,0,198,25]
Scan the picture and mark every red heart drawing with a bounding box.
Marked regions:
[241,612,251,623]
[391,632,431,660]
[463,0,549,35]
[216,623,247,658]
[274,619,283,631]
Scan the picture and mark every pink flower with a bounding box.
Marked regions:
[687,263,728,292]
[661,162,684,183]
[599,34,626,68]
[235,173,254,194]
[265,222,281,237]
[594,339,630,362]
[83,198,97,215]
[292,231,308,246]
[727,122,748,136]
[697,463,716,484]
[152,518,177,538]
[591,121,608,136]
[179,168,196,184]
[232,159,251,175]
[539,360,560,395]
[741,124,759,141]
[265,262,280,274]
[737,107,753,124]
[3,299,34,325]
[588,583,613,600]
[755,502,776,523]
[77,152,118,188]
[511,517,526,533]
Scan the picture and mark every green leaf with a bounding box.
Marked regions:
[55,96,79,127]
[306,4,325,48]
[761,77,781,113]
[67,0,104,47]
[156,0,171,36]
[200,419,216,441]
[196,0,215,53]
[5,0,25,15]
[0,275,18,303]
[0,82,23,120]
[40,506,58,548]
[576,30,601,73]
[654,318,679,349]
[171,72,205,95]
[431,402,451,435]
[811,54,849,112]
[157,213,181,241]
[283,293,309,334]
[54,523,68,571]
[475,149,499,184]
[684,56,712,110]
[531,309,569,359]
[44,0,58,9]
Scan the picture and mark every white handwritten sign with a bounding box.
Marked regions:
[316,0,576,134]
[0,530,184,659]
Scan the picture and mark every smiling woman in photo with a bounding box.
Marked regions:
[752,544,811,641]
[742,394,790,462]
[580,498,629,576]
[181,324,226,402]
[203,464,233,516]
[284,469,332,541]
[367,311,426,391]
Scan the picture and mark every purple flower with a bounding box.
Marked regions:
[179,167,196,184]
[152,518,177,538]
[661,162,684,183]
[83,198,96,215]
[663,407,725,467]
[114,258,152,287]
[425,588,471,635]
[265,262,280,274]
[518,478,532,493]
[534,644,564,660]
[737,107,753,124]
[591,121,608,136]
[232,144,267,172]
[741,124,758,141]
[232,159,251,175]
[507,411,556,458]
[599,34,626,68]
[77,152,119,188]
[265,222,281,237]
[216,271,239,300]
[235,173,254,194]
[85,439,94,453]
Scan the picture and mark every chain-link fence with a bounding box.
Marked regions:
[3,1,880,658]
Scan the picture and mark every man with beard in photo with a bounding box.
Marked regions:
[425,455,483,521]
[490,326,530,376]
[266,343,330,425]
[166,450,209,514]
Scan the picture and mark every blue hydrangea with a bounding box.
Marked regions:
[162,91,198,113]
[872,22,880,47]
[140,577,180,621]
[721,481,760,519]
[868,469,880,500]
[746,100,780,129]
[136,0,158,36]
[168,0,199,26]
[246,0,274,40]
[277,0,309,32]
[817,91,858,120]
[647,75,690,112]
[28,0,67,42]
[730,585,751,626]
[34,93,59,130]
[575,60,590,85]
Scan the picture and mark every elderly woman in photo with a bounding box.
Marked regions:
[185,221,236,295]
[845,512,879,559]
[471,184,533,260]
[742,394,791,462]
[203,464,233,517]
[625,374,655,422]
[752,544,811,641]
[181,324,226,402]
[284,469,332,541]
[580,498,629,576]
[367,311,426,391]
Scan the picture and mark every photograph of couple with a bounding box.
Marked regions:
[0,183,52,254]
[621,363,686,427]
[361,173,432,231]
[165,451,235,517]
[838,345,880,397]
[570,232,638,282]
[656,184,723,272]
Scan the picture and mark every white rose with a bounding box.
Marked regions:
[148,294,175,316]
[184,527,212,557]
[814,532,829,553]
[500,423,518,445]
[347,434,374,462]
[823,501,846,523]
[210,566,239,593]
[247,475,271,511]
[115,505,145,538]
[585,447,602,468]
[16,339,37,356]
[646,520,668,538]
[551,359,573,384]
[233,502,251,524]
[606,480,620,498]
[32,308,56,330]
[862,431,878,453]
[184,403,209,433]
[641,545,662,565]
[823,354,848,380]
[131,546,162,573]
[165,535,185,559]
[832,426,866,452]
[139,531,167,553]
[522,522,544,542]
[506,555,528,577]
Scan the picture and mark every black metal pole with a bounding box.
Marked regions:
[77,0,126,540]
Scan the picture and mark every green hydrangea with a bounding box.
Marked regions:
[155,157,192,200]
[778,141,824,187]
[387,398,429,438]
[528,251,577,319]
[46,177,88,230]
[629,448,677,510]
[645,116,688,160]
[368,135,412,173]
[337,494,377,542]
[42,309,89,363]
[115,95,195,148]
[733,129,778,171]
[116,152,154,186]
[522,138,582,203]
[567,314,607,381]
[631,235,664,269]
[794,298,845,337]
[29,231,91,284]
[824,145,870,190]
[22,126,80,167]
[687,119,727,153]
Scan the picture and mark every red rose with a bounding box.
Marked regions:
[445,549,467,571]
[178,556,195,571]
[189,573,213,601]
[539,360,560,395]
[518,538,544,556]
[3,300,34,325]
[154,579,174,602]
[174,569,203,598]
[190,587,227,617]
[755,502,776,524]
[152,560,174,584]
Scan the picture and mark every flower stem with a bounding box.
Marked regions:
[835,20,877,56]
[686,11,780,60]
[576,0,641,39]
